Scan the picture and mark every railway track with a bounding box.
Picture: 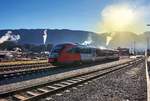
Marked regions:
[0,58,144,101]
[0,59,123,80]
[0,62,49,70]
[0,60,47,67]
[0,62,53,79]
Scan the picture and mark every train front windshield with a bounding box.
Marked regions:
[49,45,64,58]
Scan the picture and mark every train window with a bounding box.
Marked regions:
[80,48,91,54]
[67,47,80,54]
[96,49,104,56]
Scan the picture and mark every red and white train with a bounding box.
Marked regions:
[48,43,119,66]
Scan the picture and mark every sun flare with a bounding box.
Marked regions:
[97,4,146,34]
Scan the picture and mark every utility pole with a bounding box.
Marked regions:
[147,37,149,52]
[147,24,150,56]
[133,40,135,55]
[146,24,150,101]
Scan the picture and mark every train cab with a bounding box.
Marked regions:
[48,43,81,65]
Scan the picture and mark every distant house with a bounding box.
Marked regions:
[0,51,14,61]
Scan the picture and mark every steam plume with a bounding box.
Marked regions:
[82,34,93,45]
[43,29,47,44]
[106,32,116,46]
[106,36,112,46]
[0,31,20,44]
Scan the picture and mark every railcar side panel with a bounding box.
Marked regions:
[57,45,81,64]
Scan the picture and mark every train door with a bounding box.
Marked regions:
[91,48,96,61]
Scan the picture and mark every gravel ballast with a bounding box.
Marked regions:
[42,62,147,101]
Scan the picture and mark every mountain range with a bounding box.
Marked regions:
[0,29,149,50]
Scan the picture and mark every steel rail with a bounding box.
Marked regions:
[0,62,50,70]
[0,63,53,80]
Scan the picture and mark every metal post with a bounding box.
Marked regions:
[147,38,149,56]
[133,40,135,55]
[146,24,150,101]
[147,24,150,56]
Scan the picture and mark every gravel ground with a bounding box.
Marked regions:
[41,62,147,101]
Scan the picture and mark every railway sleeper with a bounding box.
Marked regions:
[13,94,28,101]
[53,83,67,87]
[61,81,73,85]
[66,80,78,83]
[37,88,49,93]
[47,86,59,90]
[26,91,40,96]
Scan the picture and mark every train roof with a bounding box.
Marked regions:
[55,42,77,46]
[54,43,118,52]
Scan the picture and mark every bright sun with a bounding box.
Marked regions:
[108,7,134,28]
[98,5,141,33]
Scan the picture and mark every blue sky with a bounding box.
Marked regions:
[0,0,112,31]
[0,0,149,32]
